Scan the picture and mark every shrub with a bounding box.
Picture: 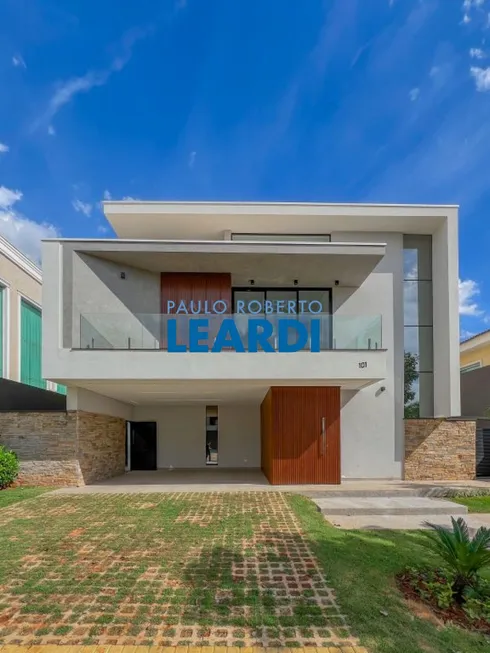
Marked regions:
[0,445,19,489]
[423,517,490,603]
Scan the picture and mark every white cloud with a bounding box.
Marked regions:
[188,150,196,168]
[103,189,112,200]
[459,278,484,316]
[470,47,485,58]
[409,87,420,101]
[122,195,138,201]
[463,0,486,10]
[34,27,150,129]
[470,65,490,90]
[0,143,9,153]
[47,125,56,136]
[0,185,59,263]
[12,54,26,68]
[72,198,93,217]
[0,186,22,208]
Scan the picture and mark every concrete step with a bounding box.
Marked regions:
[327,512,486,530]
[314,496,468,516]
[305,489,425,498]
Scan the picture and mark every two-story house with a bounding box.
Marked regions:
[39,201,461,486]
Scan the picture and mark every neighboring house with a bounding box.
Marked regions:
[460,330,490,373]
[34,201,462,487]
[460,332,490,477]
[0,235,65,394]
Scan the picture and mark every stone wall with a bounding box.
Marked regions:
[404,419,476,481]
[0,410,126,486]
[0,412,81,486]
[76,411,126,484]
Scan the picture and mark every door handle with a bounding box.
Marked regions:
[321,417,326,456]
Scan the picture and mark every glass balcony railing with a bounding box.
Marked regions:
[76,313,383,352]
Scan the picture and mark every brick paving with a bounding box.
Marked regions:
[0,647,369,652]
[0,493,360,649]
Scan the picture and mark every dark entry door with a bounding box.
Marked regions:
[130,422,157,470]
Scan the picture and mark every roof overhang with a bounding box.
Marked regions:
[63,378,383,404]
[102,201,455,240]
[59,239,386,287]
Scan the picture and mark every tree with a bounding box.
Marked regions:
[404,351,419,418]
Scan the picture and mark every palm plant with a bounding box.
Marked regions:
[423,517,490,603]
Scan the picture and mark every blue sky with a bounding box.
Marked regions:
[0,0,489,337]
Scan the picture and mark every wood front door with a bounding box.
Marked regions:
[261,386,341,484]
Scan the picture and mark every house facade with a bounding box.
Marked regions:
[0,235,65,396]
[37,202,462,485]
[461,330,490,373]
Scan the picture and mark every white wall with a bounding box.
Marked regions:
[332,231,403,478]
[132,403,261,469]
[68,252,160,349]
[219,404,260,467]
[433,213,460,416]
[67,387,133,420]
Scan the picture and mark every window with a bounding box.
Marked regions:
[403,235,434,418]
[206,406,218,465]
[0,285,3,378]
[231,233,331,242]
[461,361,482,374]
[232,287,332,350]
[20,299,46,389]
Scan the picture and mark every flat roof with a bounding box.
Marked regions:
[100,201,457,240]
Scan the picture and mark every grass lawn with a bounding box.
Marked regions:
[0,491,488,652]
[450,495,490,513]
[0,486,50,509]
[290,495,490,653]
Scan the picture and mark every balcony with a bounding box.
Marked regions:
[76,313,383,352]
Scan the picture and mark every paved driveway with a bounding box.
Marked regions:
[0,491,358,650]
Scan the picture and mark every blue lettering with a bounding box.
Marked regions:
[189,318,209,352]
[264,300,274,315]
[276,300,285,314]
[213,300,227,314]
[236,300,245,314]
[167,300,176,313]
[248,300,262,315]
[287,300,296,314]
[278,319,308,352]
[212,319,245,352]
[189,301,202,315]
[176,300,189,315]
[310,318,321,352]
[299,300,308,314]
[248,319,274,352]
[309,300,322,314]
[167,319,187,352]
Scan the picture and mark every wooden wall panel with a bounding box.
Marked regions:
[261,386,340,485]
[160,273,232,348]
[161,273,231,313]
